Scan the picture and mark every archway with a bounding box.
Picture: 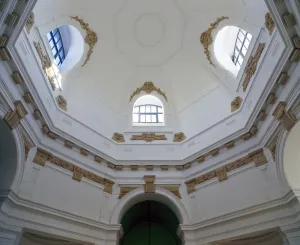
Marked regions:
[120,200,181,245]
[0,118,18,195]
[283,121,300,201]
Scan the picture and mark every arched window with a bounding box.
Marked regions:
[214,26,252,77]
[133,95,164,126]
[47,28,65,67]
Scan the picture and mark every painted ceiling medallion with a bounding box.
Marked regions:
[112,132,125,143]
[71,16,98,67]
[129,81,167,102]
[200,16,229,66]
[131,133,167,142]
[265,12,275,35]
[173,132,186,142]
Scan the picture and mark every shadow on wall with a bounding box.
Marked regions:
[0,119,18,193]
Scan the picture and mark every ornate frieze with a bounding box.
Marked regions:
[33,148,51,166]
[25,12,35,34]
[265,12,275,35]
[23,136,33,160]
[266,93,277,104]
[104,179,114,194]
[12,71,24,84]
[173,132,186,142]
[4,101,27,129]
[64,140,73,149]
[242,43,265,92]
[23,92,34,104]
[130,133,167,142]
[160,185,181,199]
[144,175,155,193]
[70,16,98,66]
[56,95,67,111]
[129,81,167,102]
[112,133,125,143]
[273,101,296,131]
[200,16,229,66]
[160,165,169,171]
[119,186,138,199]
[186,149,267,193]
[196,156,205,163]
[130,165,139,171]
[282,13,296,28]
[231,96,243,112]
[257,110,267,121]
[277,72,289,85]
[224,141,235,149]
[80,148,89,156]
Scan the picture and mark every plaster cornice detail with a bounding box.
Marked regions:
[70,16,98,66]
[129,81,167,102]
[130,133,167,142]
[200,16,229,66]
[265,12,275,35]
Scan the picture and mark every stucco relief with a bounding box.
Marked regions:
[130,132,167,142]
[265,12,275,35]
[130,81,167,102]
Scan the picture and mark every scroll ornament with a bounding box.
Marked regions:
[130,82,167,102]
[200,16,229,66]
[265,12,275,35]
[131,133,167,142]
[71,16,98,66]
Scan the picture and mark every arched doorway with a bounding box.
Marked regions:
[120,200,181,245]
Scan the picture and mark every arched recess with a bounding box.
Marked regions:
[0,108,25,195]
[110,187,190,225]
[283,121,300,199]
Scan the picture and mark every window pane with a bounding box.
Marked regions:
[158,114,164,123]
[240,29,246,35]
[236,63,241,70]
[54,34,60,43]
[238,31,245,40]
[244,39,250,49]
[247,33,252,41]
[47,33,52,40]
[56,41,62,50]
[146,105,151,113]
[140,106,145,113]
[55,56,60,65]
[236,39,242,49]
[141,115,146,122]
[133,114,138,123]
[238,56,244,65]
[146,115,151,122]
[151,115,156,122]
[49,40,54,49]
[158,107,163,113]
[242,46,247,56]
[133,107,139,113]
[151,106,156,112]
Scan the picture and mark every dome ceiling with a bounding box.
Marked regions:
[32,0,268,142]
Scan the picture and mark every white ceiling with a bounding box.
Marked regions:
[33,0,268,139]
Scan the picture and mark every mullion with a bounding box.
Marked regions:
[133,105,162,123]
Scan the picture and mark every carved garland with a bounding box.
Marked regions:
[112,133,125,143]
[129,81,167,102]
[131,133,167,142]
[71,16,98,66]
[265,12,275,35]
[200,16,229,66]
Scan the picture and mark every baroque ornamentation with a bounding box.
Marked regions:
[23,135,33,160]
[200,16,229,66]
[144,175,155,193]
[119,186,138,199]
[273,101,296,131]
[265,12,275,35]
[25,12,35,33]
[242,43,266,92]
[4,101,28,130]
[56,95,67,111]
[71,16,98,66]
[112,133,125,143]
[185,148,267,193]
[131,133,167,142]
[173,132,186,142]
[129,81,167,102]
[160,185,181,199]
[231,96,243,112]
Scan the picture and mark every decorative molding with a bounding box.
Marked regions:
[231,96,243,112]
[242,43,265,92]
[200,16,229,66]
[32,149,114,192]
[56,95,67,111]
[273,102,296,131]
[33,41,56,90]
[118,186,138,199]
[4,101,27,129]
[130,133,167,142]
[70,16,98,66]
[129,81,167,102]
[160,185,181,199]
[185,148,267,193]
[144,175,155,193]
[112,133,125,143]
[25,12,34,34]
[265,12,275,35]
[173,132,186,142]
[23,135,33,160]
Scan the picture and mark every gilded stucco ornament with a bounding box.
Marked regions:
[129,81,167,102]
[112,133,125,143]
[231,96,243,112]
[173,132,186,142]
[25,12,35,33]
[265,12,275,35]
[200,16,229,66]
[131,133,167,142]
[56,95,67,111]
[71,16,98,66]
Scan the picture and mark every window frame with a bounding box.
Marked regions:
[133,104,164,124]
[231,29,252,70]
[47,28,65,67]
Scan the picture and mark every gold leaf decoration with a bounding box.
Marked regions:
[130,81,167,102]
[71,16,98,66]
[131,133,167,142]
[231,96,243,112]
[112,132,125,143]
[200,16,229,66]
[173,132,186,142]
[265,12,275,35]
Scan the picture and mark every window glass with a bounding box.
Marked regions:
[133,104,164,124]
[47,28,66,67]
